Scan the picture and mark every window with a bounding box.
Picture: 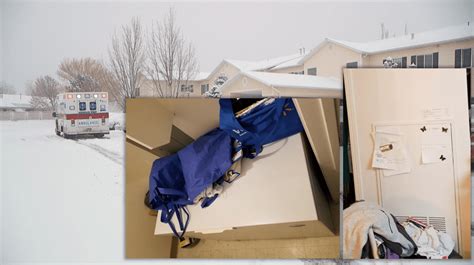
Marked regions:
[392,58,402,68]
[89,102,97,111]
[383,57,406,68]
[100,105,106,111]
[180,84,193,93]
[201,84,209,94]
[455,48,472,68]
[307,68,317,76]
[410,53,439,68]
[416,55,425,68]
[79,102,86,111]
[425,54,433,68]
[433,52,439,68]
[346,62,358,68]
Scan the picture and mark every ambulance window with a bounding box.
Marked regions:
[90,102,97,111]
[100,105,106,111]
[79,102,86,111]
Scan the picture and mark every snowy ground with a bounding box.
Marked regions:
[1,119,125,262]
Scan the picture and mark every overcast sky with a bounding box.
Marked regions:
[1,0,473,92]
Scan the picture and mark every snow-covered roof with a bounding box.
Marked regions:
[0,94,34,109]
[271,55,305,70]
[207,53,305,79]
[219,71,342,98]
[193,72,210,81]
[300,23,474,62]
[227,53,304,71]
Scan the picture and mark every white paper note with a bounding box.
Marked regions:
[422,108,450,121]
[372,126,411,176]
[422,144,449,164]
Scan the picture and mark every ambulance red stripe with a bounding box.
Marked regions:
[65,113,109,120]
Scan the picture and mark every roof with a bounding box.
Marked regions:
[227,53,304,71]
[219,71,342,98]
[0,94,34,109]
[270,55,305,70]
[208,53,305,79]
[193,72,210,81]
[300,23,474,62]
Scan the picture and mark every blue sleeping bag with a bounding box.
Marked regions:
[148,128,233,238]
[149,98,304,238]
[219,98,304,158]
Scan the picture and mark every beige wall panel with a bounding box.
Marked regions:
[304,43,361,79]
[344,69,471,258]
[294,98,340,202]
[126,141,173,258]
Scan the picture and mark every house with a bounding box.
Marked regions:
[140,54,306,97]
[0,94,34,111]
[214,22,474,95]
[140,22,473,98]
[140,71,210,97]
[297,22,474,80]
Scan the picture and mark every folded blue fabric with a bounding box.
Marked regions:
[148,128,232,238]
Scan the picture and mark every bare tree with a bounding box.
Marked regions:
[57,58,110,92]
[30,76,61,110]
[147,8,198,97]
[0,81,16,94]
[108,17,145,109]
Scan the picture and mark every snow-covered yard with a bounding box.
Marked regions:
[1,119,125,262]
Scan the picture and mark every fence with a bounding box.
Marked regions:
[0,111,54,121]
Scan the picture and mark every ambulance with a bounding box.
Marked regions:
[53,92,110,138]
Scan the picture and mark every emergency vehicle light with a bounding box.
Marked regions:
[101,93,107,98]
[93,94,98,98]
[76,94,81,99]
[67,94,73,99]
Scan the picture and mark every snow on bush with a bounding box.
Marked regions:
[204,74,228,98]
[109,112,125,131]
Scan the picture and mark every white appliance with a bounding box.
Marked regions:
[344,69,471,257]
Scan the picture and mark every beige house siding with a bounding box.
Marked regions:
[140,79,204,97]
[303,43,362,80]
[207,62,242,86]
[364,39,474,67]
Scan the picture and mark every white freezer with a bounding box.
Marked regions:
[154,133,334,240]
[344,69,471,258]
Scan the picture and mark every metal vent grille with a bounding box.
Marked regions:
[395,216,447,233]
[428,217,447,233]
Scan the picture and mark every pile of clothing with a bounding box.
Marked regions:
[146,98,304,239]
[343,201,459,259]
[402,217,455,259]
